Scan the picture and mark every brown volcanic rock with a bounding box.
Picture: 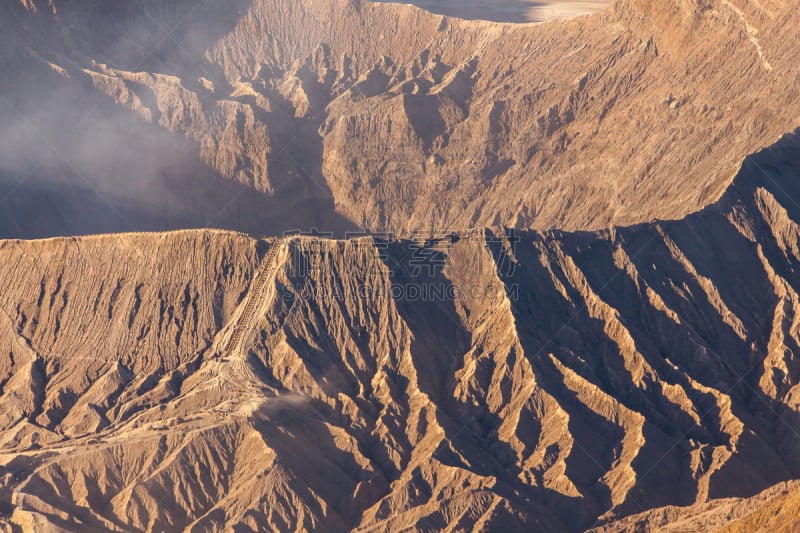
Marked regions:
[1,130,800,530]
[2,0,800,237]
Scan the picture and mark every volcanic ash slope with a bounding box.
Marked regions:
[3,130,800,530]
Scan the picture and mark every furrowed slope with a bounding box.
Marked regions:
[0,230,262,448]
[2,0,799,237]
[2,130,800,531]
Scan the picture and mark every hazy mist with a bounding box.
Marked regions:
[0,0,350,239]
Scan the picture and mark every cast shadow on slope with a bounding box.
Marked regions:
[1,0,361,240]
[0,59,358,240]
[486,128,800,527]
[374,239,592,530]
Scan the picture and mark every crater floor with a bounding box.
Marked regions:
[368,0,612,22]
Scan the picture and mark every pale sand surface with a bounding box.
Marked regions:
[369,0,612,22]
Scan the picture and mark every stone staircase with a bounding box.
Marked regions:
[224,240,284,356]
